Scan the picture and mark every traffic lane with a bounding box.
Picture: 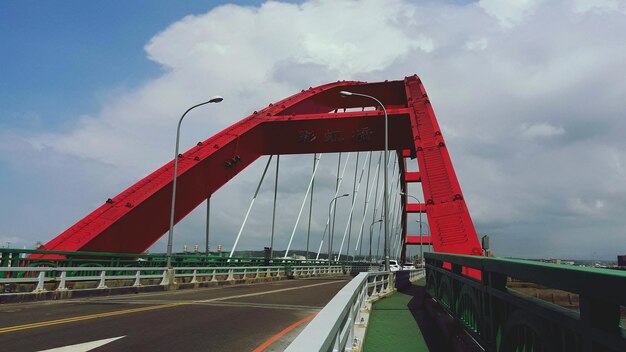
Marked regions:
[92,276,352,303]
[1,304,314,352]
[0,300,141,329]
[0,278,350,351]
[226,277,348,307]
[0,277,349,328]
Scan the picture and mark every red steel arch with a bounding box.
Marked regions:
[39,75,482,259]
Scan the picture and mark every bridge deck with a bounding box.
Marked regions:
[363,279,448,352]
[0,277,349,351]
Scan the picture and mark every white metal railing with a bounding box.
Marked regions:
[409,268,424,281]
[291,265,347,277]
[286,268,425,352]
[0,265,349,294]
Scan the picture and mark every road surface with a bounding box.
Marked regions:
[0,277,350,351]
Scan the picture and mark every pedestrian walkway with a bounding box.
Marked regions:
[363,279,450,352]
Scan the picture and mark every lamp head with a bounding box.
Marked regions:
[339,91,353,97]
[209,96,224,103]
[342,193,350,197]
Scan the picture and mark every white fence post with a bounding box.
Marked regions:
[33,271,46,293]
[97,270,107,289]
[57,271,68,291]
[133,270,142,287]
[160,269,169,286]
[1,264,356,295]
[227,269,234,281]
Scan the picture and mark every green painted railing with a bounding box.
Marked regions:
[425,252,626,352]
[0,248,350,279]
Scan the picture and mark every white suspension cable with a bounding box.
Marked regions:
[390,171,403,257]
[229,156,273,258]
[389,187,401,258]
[336,152,371,260]
[367,152,383,261]
[358,151,373,258]
[315,152,352,259]
[354,152,381,254]
[284,154,323,258]
[387,157,402,259]
[346,152,360,261]
[374,152,392,260]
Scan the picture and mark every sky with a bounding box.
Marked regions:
[1,0,625,260]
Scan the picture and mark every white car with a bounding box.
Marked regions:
[402,263,416,270]
[379,260,402,271]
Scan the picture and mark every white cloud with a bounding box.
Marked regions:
[478,0,541,28]
[465,37,488,51]
[520,122,565,140]
[566,197,606,216]
[573,0,626,14]
[3,0,626,259]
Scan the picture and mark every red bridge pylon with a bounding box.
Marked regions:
[38,75,482,261]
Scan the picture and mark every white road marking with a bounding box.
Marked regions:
[82,278,342,301]
[37,336,125,352]
[197,301,322,311]
[195,280,343,303]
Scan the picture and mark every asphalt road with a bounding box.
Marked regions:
[0,277,350,352]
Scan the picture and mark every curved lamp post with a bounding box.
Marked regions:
[328,193,349,267]
[167,96,223,269]
[400,192,426,263]
[339,90,389,271]
[416,220,430,265]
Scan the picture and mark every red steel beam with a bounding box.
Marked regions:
[406,203,426,213]
[406,236,432,245]
[37,75,482,262]
[405,171,421,182]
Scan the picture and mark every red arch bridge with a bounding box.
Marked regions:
[1,75,624,352]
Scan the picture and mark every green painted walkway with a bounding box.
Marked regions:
[363,279,450,352]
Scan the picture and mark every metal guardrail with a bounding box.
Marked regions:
[0,265,351,294]
[0,247,341,271]
[286,268,425,352]
[425,252,626,352]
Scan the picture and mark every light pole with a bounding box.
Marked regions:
[328,193,349,267]
[369,219,383,263]
[416,220,429,265]
[400,192,426,264]
[340,91,389,271]
[205,196,211,255]
[167,96,223,270]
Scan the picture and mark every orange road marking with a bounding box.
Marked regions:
[251,312,317,352]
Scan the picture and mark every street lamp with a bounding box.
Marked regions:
[340,90,389,271]
[167,96,223,270]
[369,219,383,263]
[400,192,426,264]
[328,193,349,267]
[415,220,429,265]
